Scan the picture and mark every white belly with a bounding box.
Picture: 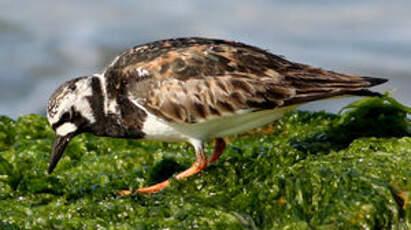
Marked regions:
[141,106,296,142]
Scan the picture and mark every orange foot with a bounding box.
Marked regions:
[137,154,207,194]
[119,138,227,195]
[118,190,133,196]
[136,180,170,194]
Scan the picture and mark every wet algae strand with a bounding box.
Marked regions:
[0,95,410,229]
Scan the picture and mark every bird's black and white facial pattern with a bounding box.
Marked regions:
[47,77,96,135]
[47,76,97,173]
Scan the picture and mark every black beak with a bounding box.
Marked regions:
[48,134,73,174]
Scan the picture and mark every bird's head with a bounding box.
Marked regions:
[47,76,97,173]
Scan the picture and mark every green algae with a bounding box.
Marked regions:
[0,95,410,229]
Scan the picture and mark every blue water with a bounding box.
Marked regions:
[0,0,410,118]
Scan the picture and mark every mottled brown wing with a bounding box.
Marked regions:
[105,37,296,83]
[103,37,299,123]
[132,74,376,124]
[134,75,296,123]
[103,37,384,124]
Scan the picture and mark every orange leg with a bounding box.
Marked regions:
[131,145,208,194]
[208,138,226,164]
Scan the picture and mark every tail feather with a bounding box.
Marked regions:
[361,76,388,87]
[282,75,388,105]
[347,89,384,97]
[348,76,388,97]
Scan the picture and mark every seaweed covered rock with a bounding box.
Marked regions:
[0,95,410,229]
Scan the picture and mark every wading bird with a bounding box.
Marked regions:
[47,37,387,194]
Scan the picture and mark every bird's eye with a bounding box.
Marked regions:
[51,111,72,130]
[61,112,71,122]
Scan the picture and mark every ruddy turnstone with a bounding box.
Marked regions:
[47,37,387,194]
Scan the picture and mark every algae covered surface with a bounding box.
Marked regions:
[0,96,410,229]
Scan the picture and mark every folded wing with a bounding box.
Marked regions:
[103,37,386,124]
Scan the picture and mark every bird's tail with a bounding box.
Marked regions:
[360,76,389,87]
[347,76,388,97]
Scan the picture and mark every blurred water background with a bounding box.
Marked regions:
[0,0,410,118]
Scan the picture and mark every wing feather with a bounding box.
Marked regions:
[102,37,385,124]
[130,75,295,123]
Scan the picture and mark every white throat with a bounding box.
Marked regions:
[56,122,77,136]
